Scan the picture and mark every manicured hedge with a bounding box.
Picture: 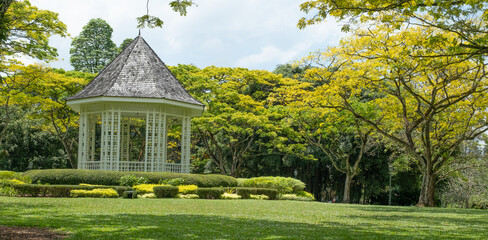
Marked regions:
[24,169,237,187]
[12,184,132,197]
[70,188,119,198]
[238,176,305,194]
[153,186,179,198]
[196,188,225,199]
[235,187,278,200]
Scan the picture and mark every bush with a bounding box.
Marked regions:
[235,187,278,200]
[159,178,186,186]
[222,193,241,199]
[118,175,149,187]
[178,185,198,194]
[250,194,269,200]
[238,177,305,194]
[296,191,315,201]
[196,188,224,199]
[140,193,156,198]
[0,186,18,197]
[0,171,31,183]
[24,169,237,187]
[11,184,131,197]
[470,195,488,209]
[153,185,179,198]
[177,194,199,199]
[70,188,118,198]
[133,184,165,194]
[280,194,314,201]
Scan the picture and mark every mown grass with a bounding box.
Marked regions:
[0,197,487,239]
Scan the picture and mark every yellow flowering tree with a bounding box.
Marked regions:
[304,25,488,207]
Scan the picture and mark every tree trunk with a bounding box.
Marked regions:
[343,173,352,203]
[416,166,436,207]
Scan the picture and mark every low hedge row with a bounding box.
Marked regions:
[194,187,278,200]
[196,188,225,199]
[11,184,132,197]
[238,176,306,194]
[70,188,119,198]
[153,185,179,198]
[23,169,237,187]
[234,187,278,200]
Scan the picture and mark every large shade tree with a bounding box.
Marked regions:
[0,0,66,155]
[303,25,488,207]
[69,18,117,73]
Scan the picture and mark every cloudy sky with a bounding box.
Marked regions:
[31,0,345,71]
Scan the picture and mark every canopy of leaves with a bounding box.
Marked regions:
[0,0,66,60]
[69,18,117,73]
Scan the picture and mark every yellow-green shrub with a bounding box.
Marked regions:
[70,188,118,198]
[133,184,166,194]
[178,185,198,194]
[79,183,103,187]
[9,179,26,185]
[177,194,199,199]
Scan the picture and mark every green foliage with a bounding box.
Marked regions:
[24,169,237,187]
[159,178,185,186]
[296,191,316,201]
[250,194,269,200]
[136,0,195,29]
[153,185,179,198]
[133,184,164,194]
[469,195,488,209]
[239,177,305,194]
[69,18,117,73]
[0,170,30,183]
[0,0,67,60]
[196,187,224,199]
[234,187,278,200]
[10,184,131,197]
[221,192,241,199]
[0,185,17,196]
[177,193,199,199]
[280,194,314,201]
[70,188,118,198]
[178,184,198,194]
[118,175,149,187]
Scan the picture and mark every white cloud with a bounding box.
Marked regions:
[236,43,310,69]
[29,0,347,71]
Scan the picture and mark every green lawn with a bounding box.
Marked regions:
[0,197,487,239]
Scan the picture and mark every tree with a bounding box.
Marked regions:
[171,65,303,177]
[302,25,488,207]
[298,0,488,57]
[0,0,66,60]
[69,18,117,73]
[118,38,133,53]
[137,0,195,29]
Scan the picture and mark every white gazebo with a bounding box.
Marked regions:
[67,35,204,173]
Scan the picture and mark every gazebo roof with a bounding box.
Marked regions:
[67,35,203,106]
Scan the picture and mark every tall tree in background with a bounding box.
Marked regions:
[0,0,66,155]
[69,18,116,73]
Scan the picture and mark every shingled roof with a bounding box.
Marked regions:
[67,35,203,106]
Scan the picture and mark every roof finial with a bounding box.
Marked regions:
[138,29,141,36]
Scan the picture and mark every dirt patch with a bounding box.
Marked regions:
[0,226,68,240]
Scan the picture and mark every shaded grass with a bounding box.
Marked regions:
[0,197,487,239]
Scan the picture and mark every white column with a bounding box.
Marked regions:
[100,110,108,170]
[181,114,191,173]
[77,111,87,169]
